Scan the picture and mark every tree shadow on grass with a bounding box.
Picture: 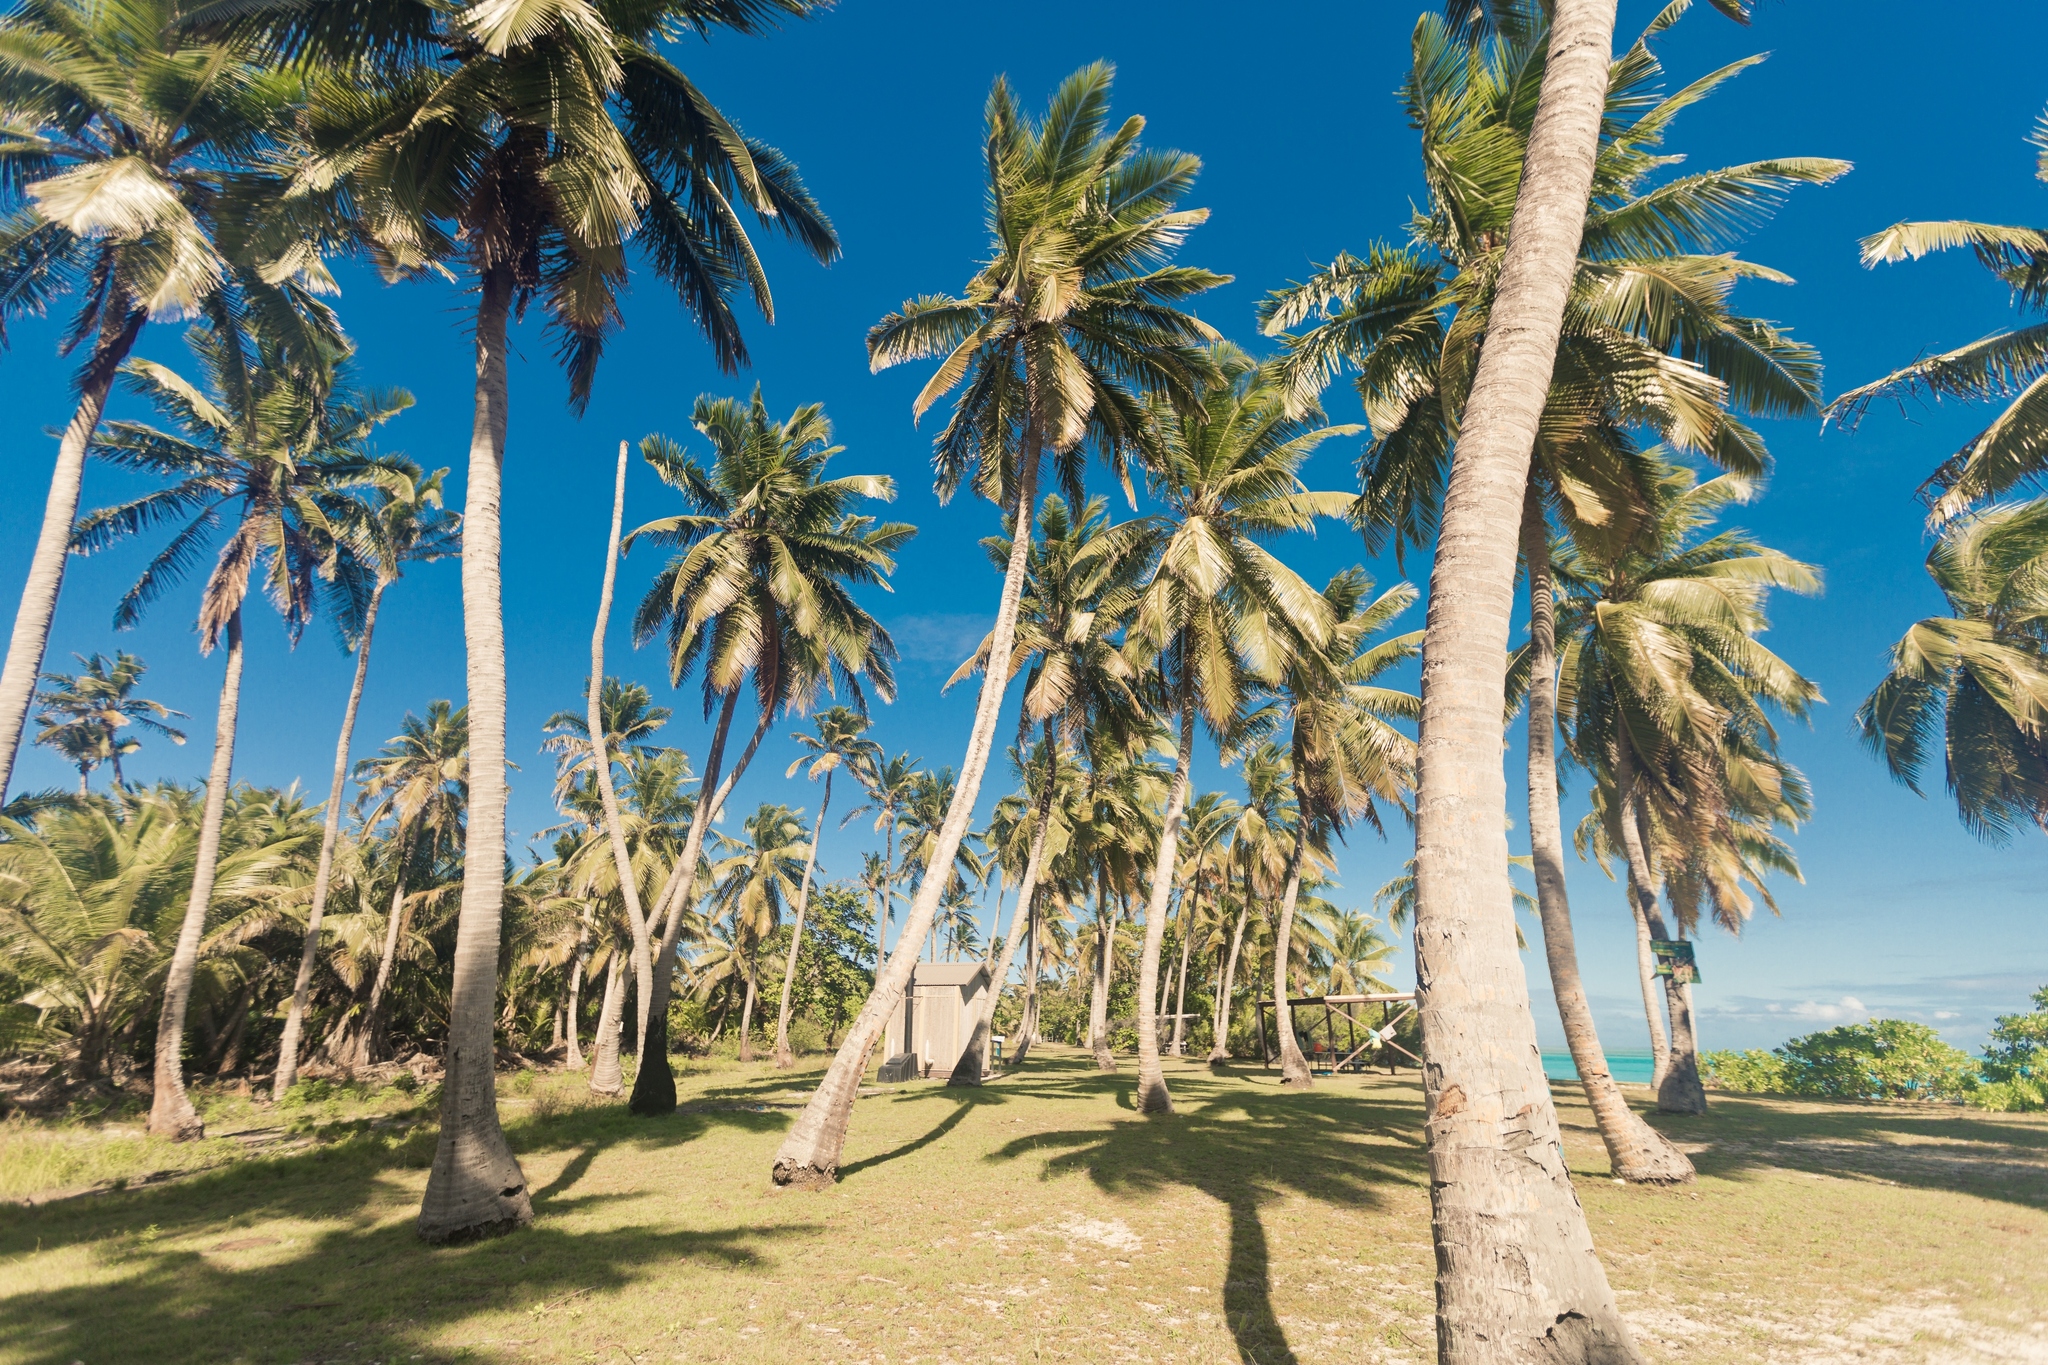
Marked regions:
[984,1053,1429,1365]
[1633,1091,2048,1212]
[0,1095,814,1365]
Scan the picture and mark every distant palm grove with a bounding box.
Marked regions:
[5,0,2048,1359]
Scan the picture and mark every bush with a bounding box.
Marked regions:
[1779,1020,1978,1101]
[1702,1048,1790,1092]
[1978,986,2048,1112]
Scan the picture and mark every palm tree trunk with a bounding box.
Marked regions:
[879,820,895,963]
[1135,686,1195,1113]
[1520,493,1693,1183]
[1171,872,1197,1057]
[1088,876,1116,1071]
[147,605,244,1140]
[953,751,1055,1086]
[1210,866,1250,1066]
[773,432,1043,1187]
[565,904,594,1070]
[1403,0,1642,1353]
[276,579,387,1098]
[417,270,532,1243]
[1271,828,1314,1089]
[1630,885,1671,1085]
[737,967,760,1063]
[774,773,832,1069]
[589,949,627,1096]
[0,306,147,804]
[629,685,773,1114]
[587,441,656,1061]
[1011,892,1041,1066]
[1612,743,1706,1115]
[356,853,410,1067]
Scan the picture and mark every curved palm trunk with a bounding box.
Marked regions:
[0,308,146,804]
[774,774,832,1069]
[587,442,656,1065]
[354,857,411,1067]
[773,437,1042,1186]
[952,760,1055,1086]
[1088,883,1117,1072]
[1612,743,1706,1115]
[630,687,773,1114]
[1630,892,1671,1085]
[147,607,244,1140]
[1405,0,1641,1352]
[1170,869,1198,1057]
[276,579,387,1097]
[1520,495,1693,1183]
[1136,695,1196,1112]
[417,272,532,1243]
[737,963,761,1063]
[1209,868,1250,1066]
[564,906,594,1070]
[1271,829,1314,1089]
[589,950,628,1096]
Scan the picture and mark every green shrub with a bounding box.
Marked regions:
[275,1078,334,1109]
[1777,1020,1979,1101]
[1701,1048,1791,1092]
[1976,986,2048,1112]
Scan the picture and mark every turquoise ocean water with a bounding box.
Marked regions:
[1541,1051,1657,1085]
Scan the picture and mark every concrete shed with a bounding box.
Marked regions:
[881,961,991,1081]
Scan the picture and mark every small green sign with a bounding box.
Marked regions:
[1651,939,1699,985]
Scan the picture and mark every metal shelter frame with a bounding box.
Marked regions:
[1255,992,1419,1074]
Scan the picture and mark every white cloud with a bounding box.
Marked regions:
[1786,995,1867,1023]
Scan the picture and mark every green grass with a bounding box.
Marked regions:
[1,1049,2044,1364]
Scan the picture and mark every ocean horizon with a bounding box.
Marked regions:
[1541,1051,1658,1086]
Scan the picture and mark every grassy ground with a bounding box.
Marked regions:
[1,1047,2044,1365]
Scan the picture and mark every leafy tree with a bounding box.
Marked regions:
[78,311,397,1139]
[1979,985,2048,1112]
[32,653,185,792]
[775,63,1227,1187]
[0,0,335,804]
[626,388,906,1111]
[276,460,455,1096]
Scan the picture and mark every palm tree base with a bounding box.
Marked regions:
[1614,1139,1696,1185]
[771,1159,837,1191]
[1136,1077,1173,1115]
[1092,1048,1117,1073]
[147,1089,204,1141]
[773,1048,795,1070]
[627,1019,677,1117]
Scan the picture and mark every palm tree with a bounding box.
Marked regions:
[1263,570,1419,1089]
[946,492,1146,1083]
[342,702,468,1068]
[0,789,301,1081]
[1319,908,1397,997]
[75,311,395,1139]
[1262,2,1837,1179]
[773,706,878,1068]
[895,766,986,952]
[1858,498,2048,838]
[625,389,907,1112]
[0,0,336,805]
[1268,0,1767,1345]
[32,653,185,793]
[1123,344,1360,1112]
[840,752,922,961]
[1208,744,1292,1066]
[1169,792,1235,1057]
[280,0,838,1239]
[709,804,809,1062]
[1827,110,2048,523]
[1554,467,1819,1114]
[773,64,1227,1187]
[276,461,455,1096]
[542,679,675,805]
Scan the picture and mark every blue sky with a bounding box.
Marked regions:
[3,0,2046,1054]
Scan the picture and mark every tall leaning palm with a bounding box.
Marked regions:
[626,389,907,1114]
[772,706,878,1069]
[774,62,1225,1188]
[275,460,455,1097]
[32,652,186,793]
[1123,345,1358,1113]
[0,0,334,805]
[75,316,394,1139]
[279,0,838,1240]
